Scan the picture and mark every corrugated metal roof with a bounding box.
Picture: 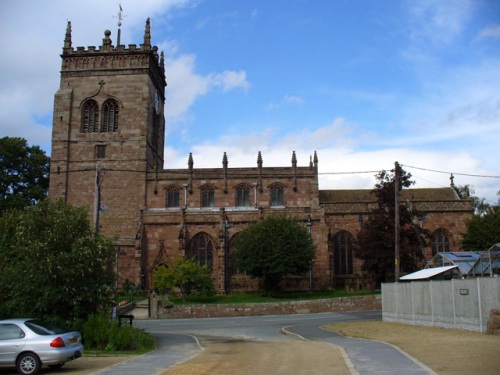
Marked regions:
[400,265,459,280]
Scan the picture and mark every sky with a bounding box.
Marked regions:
[1,0,499,204]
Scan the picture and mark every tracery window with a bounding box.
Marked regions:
[270,183,285,207]
[101,99,119,132]
[201,185,215,207]
[229,234,245,275]
[332,231,354,275]
[165,185,180,208]
[235,184,250,207]
[81,100,99,133]
[432,228,451,256]
[188,233,214,271]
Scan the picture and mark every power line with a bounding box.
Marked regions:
[402,164,500,179]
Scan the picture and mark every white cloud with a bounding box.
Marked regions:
[210,70,251,92]
[266,95,305,110]
[477,25,500,40]
[403,0,473,61]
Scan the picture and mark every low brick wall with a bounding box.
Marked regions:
[153,295,381,319]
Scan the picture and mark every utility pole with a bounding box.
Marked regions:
[394,161,400,282]
[94,163,103,236]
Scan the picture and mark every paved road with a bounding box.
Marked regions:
[96,310,436,375]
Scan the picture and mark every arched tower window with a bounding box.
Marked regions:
[165,185,180,208]
[432,228,451,256]
[332,230,354,275]
[201,184,215,207]
[235,184,250,207]
[188,233,214,271]
[269,183,285,207]
[101,99,119,132]
[81,100,99,133]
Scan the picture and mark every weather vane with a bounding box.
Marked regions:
[115,4,127,46]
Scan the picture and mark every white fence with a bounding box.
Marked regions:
[382,278,500,332]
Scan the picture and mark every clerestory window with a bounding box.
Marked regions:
[270,183,285,206]
[236,184,250,207]
[201,185,215,207]
[165,185,180,208]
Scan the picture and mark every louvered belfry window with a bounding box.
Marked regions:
[81,100,99,133]
[101,100,119,132]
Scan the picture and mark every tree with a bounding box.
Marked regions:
[356,165,429,285]
[0,137,50,214]
[454,184,491,216]
[0,199,116,322]
[153,256,216,302]
[461,206,500,250]
[234,215,316,295]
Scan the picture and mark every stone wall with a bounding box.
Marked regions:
[152,295,381,319]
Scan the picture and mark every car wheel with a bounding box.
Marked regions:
[16,352,41,375]
[48,362,65,369]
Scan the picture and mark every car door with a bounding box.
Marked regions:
[0,323,26,365]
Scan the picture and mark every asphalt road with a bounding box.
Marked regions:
[105,310,434,375]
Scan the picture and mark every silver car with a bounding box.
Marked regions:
[0,318,84,375]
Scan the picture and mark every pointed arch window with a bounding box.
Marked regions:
[270,183,285,207]
[81,100,99,133]
[432,228,451,256]
[229,234,245,275]
[101,99,119,132]
[201,184,215,207]
[235,184,250,207]
[165,185,180,208]
[332,231,354,275]
[188,233,214,271]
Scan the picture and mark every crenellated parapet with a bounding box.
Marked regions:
[60,19,165,87]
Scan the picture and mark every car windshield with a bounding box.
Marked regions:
[25,320,66,335]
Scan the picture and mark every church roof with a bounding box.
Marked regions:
[319,187,460,204]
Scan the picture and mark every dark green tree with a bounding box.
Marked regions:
[461,205,500,250]
[153,256,216,303]
[356,165,430,285]
[0,137,50,213]
[0,199,116,322]
[234,215,316,295]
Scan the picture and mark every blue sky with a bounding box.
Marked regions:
[1,0,499,203]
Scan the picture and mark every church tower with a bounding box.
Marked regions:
[49,19,166,284]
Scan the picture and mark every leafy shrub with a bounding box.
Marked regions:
[82,314,155,352]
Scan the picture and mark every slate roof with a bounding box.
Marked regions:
[319,187,460,204]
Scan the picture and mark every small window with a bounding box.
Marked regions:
[81,100,99,133]
[96,145,106,159]
[165,186,180,208]
[270,183,284,206]
[101,99,119,132]
[236,184,250,207]
[201,185,215,207]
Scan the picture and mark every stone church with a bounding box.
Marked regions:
[49,20,473,293]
